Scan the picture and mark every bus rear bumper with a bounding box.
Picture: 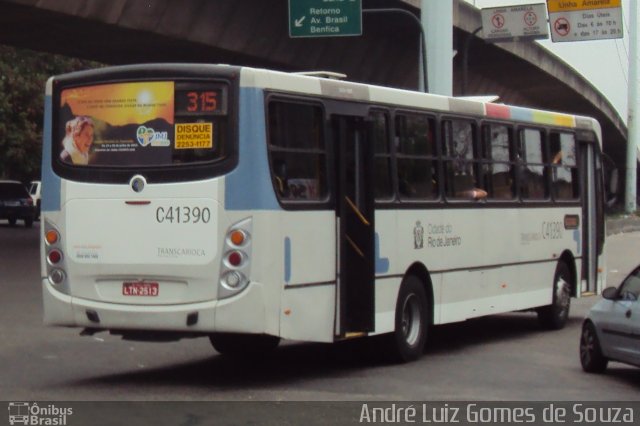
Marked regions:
[42,279,268,335]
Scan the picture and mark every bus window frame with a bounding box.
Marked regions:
[262,92,590,212]
[440,114,484,203]
[265,94,332,210]
[393,109,442,204]
[591,136,605,255]
[479,120,518,203]
[369,108,397,204]
[548,129,581,202]
[516,125,552,204]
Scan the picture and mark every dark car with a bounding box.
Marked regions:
[0,180,36,227]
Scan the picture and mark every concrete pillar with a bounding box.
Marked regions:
[422,0,453,96]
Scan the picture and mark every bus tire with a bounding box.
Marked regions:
[579,320,608,373]
[24,218,33,228]
[537,261,571,330]
[8,217,16,226]
[209,333,280,357]
[386,275,429,363]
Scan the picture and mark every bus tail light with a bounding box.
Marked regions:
[229,230,247,246]
[47,249,63,265]
[222,271,244,289]
[44,221,68,293]
[45,230,60,245]
[48,269,66,285]
[226,251,244,267]
[218,218,252,298]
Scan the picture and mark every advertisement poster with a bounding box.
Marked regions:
[59,81,175,166]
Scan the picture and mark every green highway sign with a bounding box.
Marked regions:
[288,0,362,38]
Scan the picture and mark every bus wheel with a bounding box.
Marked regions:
[386,275,428,363]
[209,333,280,357]
[537,261,571,330]
[8,218,16,226]
[24,218,33,228]
[579,321,608,373]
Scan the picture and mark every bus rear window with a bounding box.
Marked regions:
[56,81,228,168]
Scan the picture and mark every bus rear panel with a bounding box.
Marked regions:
[41,65,270,337]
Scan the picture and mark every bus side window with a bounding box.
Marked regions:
[443,118,484,200]
[267,101,327,202]
[395,112,439,201]
[549,132,579,200]
[518,128,549,200]
[371,111,393,201]
[482,123,516,200]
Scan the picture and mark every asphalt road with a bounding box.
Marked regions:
[0,220,639,403]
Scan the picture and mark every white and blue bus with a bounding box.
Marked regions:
[41,64,605,361]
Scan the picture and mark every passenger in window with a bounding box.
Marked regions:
[457,187,488,200]
[399,173,417,198]
[60,116,94,165]
[273,160,290,198]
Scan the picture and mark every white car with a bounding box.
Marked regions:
[29,180,41,219]
[580,266,640,372]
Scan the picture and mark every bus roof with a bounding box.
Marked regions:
[240,66,602,139]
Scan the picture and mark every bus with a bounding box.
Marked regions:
[41,64,605,362]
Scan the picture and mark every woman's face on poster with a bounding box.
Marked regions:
[75,125,94,154]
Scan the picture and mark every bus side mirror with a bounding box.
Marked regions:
[608,168,619,195]
[605,167,619,207]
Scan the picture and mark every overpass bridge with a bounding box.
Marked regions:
[0,0,629,182]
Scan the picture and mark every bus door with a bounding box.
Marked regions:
[332,114,375,336]
[580,138,601,294]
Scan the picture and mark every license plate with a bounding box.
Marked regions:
[123,281,159,296]
[5,201,19,207]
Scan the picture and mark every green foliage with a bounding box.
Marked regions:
[0,45,101,183]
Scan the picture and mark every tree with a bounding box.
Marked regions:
[0,45,100,183]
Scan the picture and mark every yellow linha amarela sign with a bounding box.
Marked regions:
[547,0,621,12]
[175,123,213,149]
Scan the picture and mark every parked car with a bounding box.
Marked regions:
[0,180,35,227]
[29,180,41,219]
[580,265,640,372]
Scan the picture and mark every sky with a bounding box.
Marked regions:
[465,0,632,122]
